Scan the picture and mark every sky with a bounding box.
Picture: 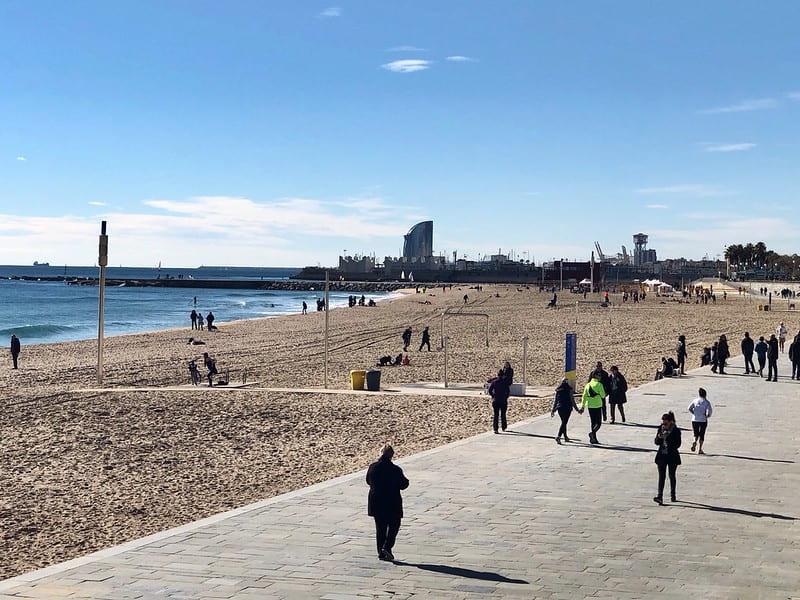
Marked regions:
[1,0,799,267]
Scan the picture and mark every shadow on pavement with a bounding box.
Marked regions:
[394,562,528,584]
[675,501,796,520]
[503,431,654,453]
[705,453,794,464]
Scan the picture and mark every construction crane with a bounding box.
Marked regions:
[594,241,606,262]
[621,245,629,264]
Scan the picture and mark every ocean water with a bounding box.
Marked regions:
[0,266,393,345]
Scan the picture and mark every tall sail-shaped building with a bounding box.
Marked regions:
[402,221,433,260]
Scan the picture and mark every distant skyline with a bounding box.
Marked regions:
[1,1,799,267]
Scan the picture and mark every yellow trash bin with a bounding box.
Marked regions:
[350,370,366,390]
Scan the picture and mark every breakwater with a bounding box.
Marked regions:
[25,277,409,293]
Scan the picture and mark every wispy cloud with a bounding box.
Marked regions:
[381,59,431,73]
[700,98,778,114]
[88,201,106,206]
[646,204,669,209]
[16,156,26,161]
[387,45,426,52]
[788,91,800,101]
[702,142,756,153]
[318,7,341,18]
[445,55,476,62]
[635,184,730,197]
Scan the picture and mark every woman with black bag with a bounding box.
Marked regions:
[653,411,681,505]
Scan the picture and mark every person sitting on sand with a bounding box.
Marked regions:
[547,293,557,308]
[187,337,206,345]
[203,352,218,387]
[700,346,711,367]
[655,357,675,380]
[393,353,403,366]
[402,354,410,366]
[377,355,393,367]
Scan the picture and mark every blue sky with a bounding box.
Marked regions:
[1,1,798,267]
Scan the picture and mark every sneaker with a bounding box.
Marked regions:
[653,496,663,505]
[698,449,705,455]
[563,436,571,443]
[379,550,390,561]
[493,429,498,434]
[671,495,677,502]
[610,419,615,424]
[555,437,562,445]
[691,441,697,452]
[382,549,394,561]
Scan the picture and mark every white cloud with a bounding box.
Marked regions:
[88,201,107,206]
[16,156,26,161]
[702,143,756,153]
[318,7,341,17]
[635,184,730,197]
[446,55,476,62]
[387,46,427,52]
[646,204,669,209]
[0,195,425,266]
[700,98,778,114]
[787,91,800,101]
[381,59,431,73]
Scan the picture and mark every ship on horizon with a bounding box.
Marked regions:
[33,261,50,267]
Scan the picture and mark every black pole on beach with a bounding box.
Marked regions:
[324,270,329,389]
[97,221,108,385]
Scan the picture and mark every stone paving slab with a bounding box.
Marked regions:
[2,354,799,599]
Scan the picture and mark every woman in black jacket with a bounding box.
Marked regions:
[716,334,729,374]
[551,378,580,443]
[608,365,627,423]
[366,444,409,561]
[653,411,681,505]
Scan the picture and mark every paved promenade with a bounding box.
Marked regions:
[2,354,798,599]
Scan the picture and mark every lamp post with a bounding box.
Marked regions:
[96,221,108,385]
[559,259,563,291]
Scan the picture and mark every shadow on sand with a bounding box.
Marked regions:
[394,562,528,584]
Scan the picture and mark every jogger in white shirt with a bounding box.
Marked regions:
[688,387,713,454]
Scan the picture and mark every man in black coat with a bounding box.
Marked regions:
[366,444,409,561]
[10,334,21,369]
[741,332,756,375]
[488,370,511,433]
[588,362,612,421]
[766,334,779,382]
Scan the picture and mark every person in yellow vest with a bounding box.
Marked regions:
[580,371,606,444]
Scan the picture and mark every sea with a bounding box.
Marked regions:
[0,265,395,345]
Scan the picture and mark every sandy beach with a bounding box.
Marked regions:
[1,283,798,578]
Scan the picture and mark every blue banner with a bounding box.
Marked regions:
[565,332,577,390]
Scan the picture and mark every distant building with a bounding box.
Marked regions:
[633,233,657,266]
[338,255,375,274]
[403,221,433,260]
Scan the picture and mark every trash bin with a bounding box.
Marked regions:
[365,369,381,391]
[350,370,366,390]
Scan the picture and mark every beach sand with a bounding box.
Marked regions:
[1,284,796,578]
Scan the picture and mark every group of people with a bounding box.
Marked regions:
[190,310,216,331]
[401,326,431,352]
[376,353,411,367]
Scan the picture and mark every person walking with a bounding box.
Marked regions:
[190,309,198,330]
[755,336,768,377]
[688,388,713,454]
[302,301,307,315]
[653,411,681,505]
[741,332,756,375]
[418,326,431,352]
[608,365,627,423]
[790,334,800,380]
[402,327,412,352]
[766,334,779,382]
[366,443,409,562]
[551,379,580,443]
[10,334,21,369]
[488,369,511,433]
[709,342,719,373]
[776,322,788,353]
[676,335,687,375]
[716,335,730,374]
[580,371,605,444]
[588,362,612,421]
[203,352,218,387]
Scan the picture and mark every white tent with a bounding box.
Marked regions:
[658,283,674,294]
[578,278,592,285]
